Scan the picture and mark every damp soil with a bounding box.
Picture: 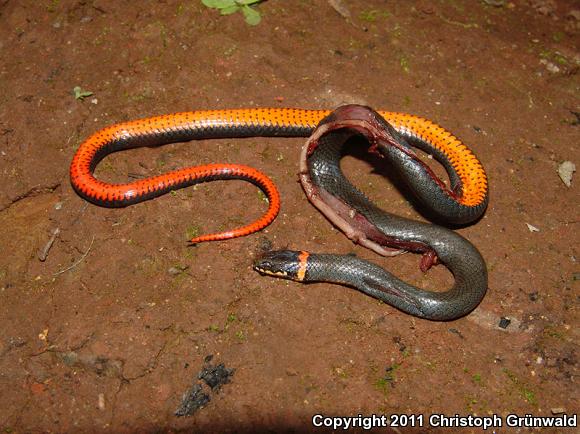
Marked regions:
[0,1,578,433]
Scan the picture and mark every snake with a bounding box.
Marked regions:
[253,105,488,320]
[70,105,488,319]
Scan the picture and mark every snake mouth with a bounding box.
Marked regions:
[253,267,290,278]
[253,250,309,281]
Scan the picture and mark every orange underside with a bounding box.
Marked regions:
[70,108,488,242]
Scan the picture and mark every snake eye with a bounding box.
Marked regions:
[253,258,273,272]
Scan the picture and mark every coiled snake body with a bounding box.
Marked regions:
[253,105,488,320]
[70,105,488,319]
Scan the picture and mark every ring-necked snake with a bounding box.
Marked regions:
[70,105,488,319]
[253,105,488,320]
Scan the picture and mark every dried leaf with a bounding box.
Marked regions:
[328,0,352,19]
[558,161,575,187]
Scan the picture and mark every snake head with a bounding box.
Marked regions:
[253,250,309,281]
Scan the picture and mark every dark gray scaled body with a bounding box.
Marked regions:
[302,108,488,320]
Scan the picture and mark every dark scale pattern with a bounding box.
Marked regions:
[256,105,488,320]
[309,109,487,225]
[383,113,488,207]
[306,251,487,321]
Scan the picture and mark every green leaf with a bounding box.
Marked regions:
[202,0,236,9]
[220,4,240,15]
[235,0,262,5]
[73,86,93,100]
[241,4,261,25]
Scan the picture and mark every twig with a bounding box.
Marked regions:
[328,0,351,20]
[38,228,60,261]
[53,235,95,276]
[327,0,359,28]
[482,0,505,6]
[437,14,479,29]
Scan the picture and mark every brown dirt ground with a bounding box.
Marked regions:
[0,0,578,433]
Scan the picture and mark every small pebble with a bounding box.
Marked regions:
[168,265,188,275]
[551,407,565,415]
[558,161,575,187]
[498,317,511,329]
[98,393,105,410]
